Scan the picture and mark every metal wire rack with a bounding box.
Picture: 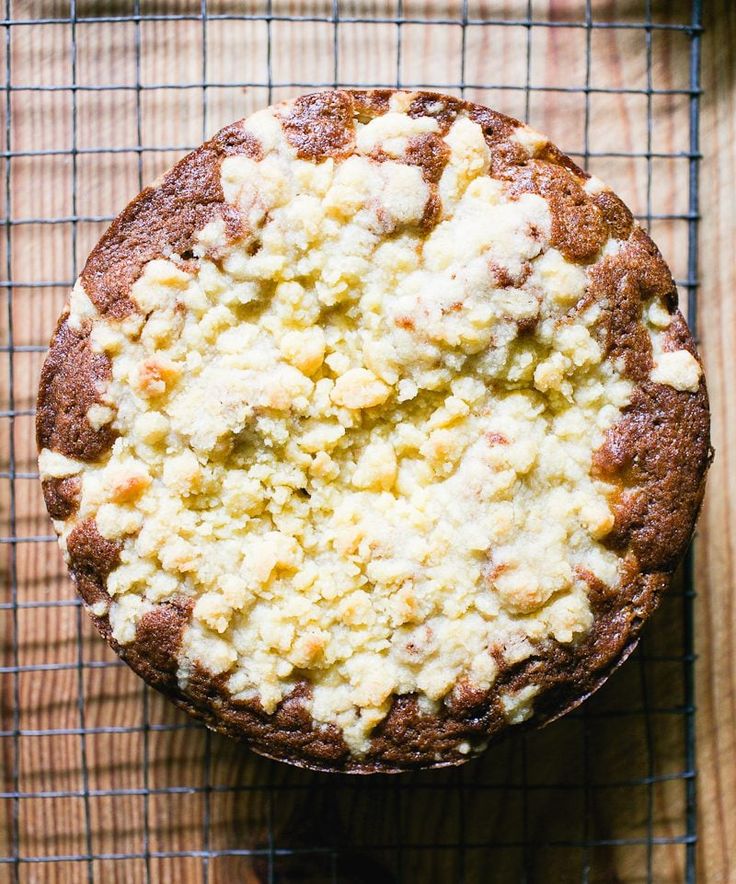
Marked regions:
[0,1,702,881]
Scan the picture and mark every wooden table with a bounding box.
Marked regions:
[0,2,733,881]
[696,2,735,881]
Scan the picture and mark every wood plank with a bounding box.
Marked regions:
[696,2,736,882]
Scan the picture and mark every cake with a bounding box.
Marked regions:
[37,90,711,772]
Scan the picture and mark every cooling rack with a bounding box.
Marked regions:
[0,1,702,881]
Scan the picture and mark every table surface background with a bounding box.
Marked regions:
[0,1,733,882]
[696,2,735,882]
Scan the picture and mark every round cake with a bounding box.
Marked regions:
[37,90,711,772]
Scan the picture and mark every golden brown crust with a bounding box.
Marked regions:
[66,518,122,608]
[37,89,712,773]
[409,92,464,135]
[351,88,393,119]
[594,382,711,572]
[133,598,193,678]
[505,160,608,263]
[279,91,356,160]
[591,190,634,241]
[42,476,81,521]
[36,317,117,462]
[79,122,262,319]
[467,103,529,175]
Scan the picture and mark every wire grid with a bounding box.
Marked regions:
[0,1,702,881]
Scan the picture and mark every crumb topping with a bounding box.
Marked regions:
[41,91,680,755]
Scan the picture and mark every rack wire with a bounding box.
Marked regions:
[0,1,702,881]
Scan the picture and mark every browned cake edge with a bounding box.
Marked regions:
[37,89,712,773]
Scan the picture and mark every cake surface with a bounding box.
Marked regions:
[37,89,711,772]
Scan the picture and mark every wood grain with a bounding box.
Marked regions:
[0,1,726,882]
[696,2,736,883]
